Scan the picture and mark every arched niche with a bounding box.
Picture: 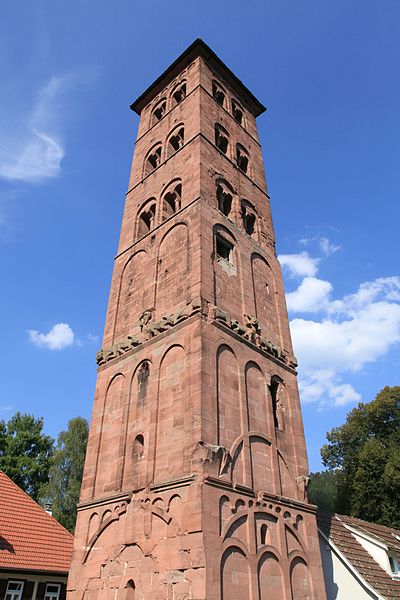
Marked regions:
[221,546,250,600]
[154,345,186,482]
[156,223,188,317]
[290,556,312,600]
[258,551,283,600]
[114,251,150,342]
[251,253,279,344]
[94,374,125,495]
[122,360,151,491]
[217,345,241,450]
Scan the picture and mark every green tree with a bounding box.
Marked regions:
[0,412,54,500]
[308,470,338,512]
[44,417,89,532]
[321,386,400,527]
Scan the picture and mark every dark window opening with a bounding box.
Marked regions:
[216,235,233,262]
[269,378,282,430]
[217,184,233,217]
[126,581,135,600]
[162,183,182,221]
[145,146,162,175]
[133,434,144,460]
[260,524,268,545]
[236,144,249,173]
[137,204,156,239]
[168,127,184,155]
[241,204,256,236]
[152,100,166,125]
[172,82,186,105]
[212,80,225,106]
[215,124,229,154]
[232,99,244,125]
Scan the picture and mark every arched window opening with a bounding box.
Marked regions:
[216,182,233,217]
[215,234,233,264]
[241,201,257,237]
[269,377,283,430]
[260,524,268,545]
[133,434,144,461]
[137,361,150,406]
[125,580,135,600]
[236,143,249,174]
[168,127,184,156]
[171,82,186,105]
[145,145,162,176]
[212,80,226,106]
[137,202,156,239]
[151,100,166,125]
[215,123,229,155]
[162,182,182,221]
[232,99,244,126]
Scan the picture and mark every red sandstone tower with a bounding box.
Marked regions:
[67,40,327,600]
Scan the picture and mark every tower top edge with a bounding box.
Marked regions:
[130,38,267,117]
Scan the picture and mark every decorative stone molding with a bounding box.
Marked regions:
[96,297,203,365]
[209,306,298,369]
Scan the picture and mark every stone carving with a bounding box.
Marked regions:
[96,298,202,366]
[296,475,311,502]
[139,310,153,331]
[192,441,232,475]
[210,308,297,370]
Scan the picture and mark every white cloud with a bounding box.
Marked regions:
[288,275,400,408]
[28,322,74,350]
[0,74,82,183]
[319,237,341,256]
[286,277,332,313]
[278,251,320,278]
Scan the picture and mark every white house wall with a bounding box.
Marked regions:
[319,533,379,600]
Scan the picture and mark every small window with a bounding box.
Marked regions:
[241,201,257,237]
[137,202,156,239]
[44,584,61,600]
[260,524,268,545]
[5,582,24,600]
[236,144,249,174]
[171,82,186,105]
[162,182,182,221]
[389,555,400,576]
[215,124,229,155]
[232,99,244,125]
[216,235,233,262]
[145,145,162,175]
[151,100,166,125]
[126,580,135,600]
[216,182,233,217]
[269,377,283,430]
[133,434,144,460]
[212,80,226,106]
[168,127,184,156]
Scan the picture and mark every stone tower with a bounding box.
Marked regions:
[67,40,327,600]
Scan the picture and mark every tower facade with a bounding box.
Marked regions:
[68,40,326,600]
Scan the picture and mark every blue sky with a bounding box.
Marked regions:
[1,0,399,471]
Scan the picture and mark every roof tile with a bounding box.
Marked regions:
[0,470,73,573]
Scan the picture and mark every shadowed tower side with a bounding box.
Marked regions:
[67,39,327,600]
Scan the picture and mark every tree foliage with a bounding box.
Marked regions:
[308,470,338,512]
[0,412,54,500]
[43,417,89,532]
[321,386,400,527]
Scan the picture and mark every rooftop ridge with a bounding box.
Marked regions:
[130,38,266,117]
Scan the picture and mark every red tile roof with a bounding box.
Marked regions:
[0,470,73,573]
[318,511,400,599]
